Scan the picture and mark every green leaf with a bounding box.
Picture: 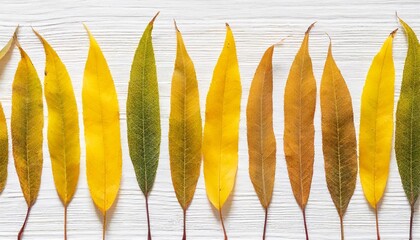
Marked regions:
[395,17,420,238]
[126,12,161,239]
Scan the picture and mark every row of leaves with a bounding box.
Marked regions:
[0,13,418,240]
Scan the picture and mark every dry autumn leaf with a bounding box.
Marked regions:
[0,26,17,60]
[0,104,7,194]
[34,29,80,240]
[359,29,397,240]
[203,23,241,240]
[12,41,43,240]
[126,12,161,240]
[83,25,122,240]
[283,23,316,239]
[395,17,420,240]
[0,26,18,194]
[320,39,357,240]
[247,45,276,240]
[169,22,202,240]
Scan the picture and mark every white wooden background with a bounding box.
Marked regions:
[0,0,419,239]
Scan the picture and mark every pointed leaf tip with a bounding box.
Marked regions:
[149,11,160,25]
[325,32,331,42]
[305,22,316,34]
[32,28,43,42]
[13,25,19,39]
[82,23,92,39]
[390,28,398,37]
[325,33,332,52]
[273,36,289,47]
[174,19,179,32]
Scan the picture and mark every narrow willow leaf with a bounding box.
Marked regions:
[359,29,397,240]
[83,25,122,240]
[203,23,241,239]
[0,104,7,193]
[12,41,43,240]
[283,23,316,239]
[247,45,276,240]
[169,22,202,240]
[126,12,160,240]
[0,26,17,60]
[0,26,18,194]
[34,29,80,240]
[320,40,357,240]
[396,18,420,240]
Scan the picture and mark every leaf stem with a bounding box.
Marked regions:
[17,206,31,240]
[410,205,415,240]
[262,207,268,240]
[146,195,152,240]
[182,209,186,240]
[375,208,380,240]
[339,215,344,240]
[64,205,68,240]
[219,208,228,240]
[103,211,107,240]
[302,208,309,240]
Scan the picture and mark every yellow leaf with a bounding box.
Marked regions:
[247,45,276,239]
[0,104,8,193]
[0,26,18,194]
[169,22,202,238]
[359,29,397,238]
[283,23,316,238]
[203,23,241,238]
[0,26,17,60]
[12,42,43,240]
[82,25,122,238]
[34,29,80,238]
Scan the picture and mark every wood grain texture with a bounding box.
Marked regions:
[0,0,418,239]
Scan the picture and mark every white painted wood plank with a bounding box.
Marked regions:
[0,0,419,239]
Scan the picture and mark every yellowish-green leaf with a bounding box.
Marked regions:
[359,29,397,238]
[283,23,316,238]
[83,25,122,238]
[320,40,357,240]
[203,23,241,238]
[126,12,160,239]
[34,29,80,238]
[395,17,420,239]
[127,13,160,196]
[12,42,43,240]
[169,22,202,239]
